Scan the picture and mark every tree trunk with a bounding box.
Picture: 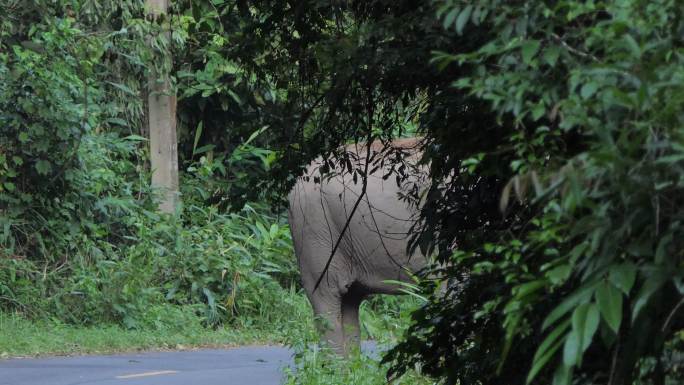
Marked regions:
[146,0,178,214]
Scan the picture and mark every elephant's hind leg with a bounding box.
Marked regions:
[307,289,345,353]
[341,285,366,354]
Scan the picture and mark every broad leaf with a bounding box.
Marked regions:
[632,270,669,321]
[543,282,597,330]
[528,319,571,384]
[609,263,637,295]
[521,40,540,64]
[595,281,623,334]
[456,5,473,35]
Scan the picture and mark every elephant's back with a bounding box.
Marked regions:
[288,139,425,235]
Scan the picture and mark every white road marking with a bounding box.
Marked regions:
[115,370,178,379]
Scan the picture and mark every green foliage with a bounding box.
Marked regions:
[0,132,157,322]
[1,15,99,216]
[181,127,275,210]
[359,296,422,344]
[0,0,157,263]
[283,346,435,385]
[387,1,684,385]
[169,0,281,208]
[0,0,297,331]
[150,203,300,327]
[1,155,301,329]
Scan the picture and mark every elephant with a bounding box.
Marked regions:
[287,138,428,354]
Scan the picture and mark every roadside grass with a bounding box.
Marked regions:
[0,286,315,358]
[0,310,280,359]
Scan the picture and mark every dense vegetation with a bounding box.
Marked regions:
[2,1,683,385]
[0,0,296,331]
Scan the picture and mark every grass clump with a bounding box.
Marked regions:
[281,295,436,385]
[283,346,436,385]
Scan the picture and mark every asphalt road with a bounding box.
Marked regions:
[0,346,293,385]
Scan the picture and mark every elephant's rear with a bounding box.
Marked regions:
[287,146,427,294]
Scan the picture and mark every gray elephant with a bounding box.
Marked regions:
[287,138,428,353]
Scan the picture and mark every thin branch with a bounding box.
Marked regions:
[662,296,684,333]
[313,138,373,293]
[313,88,375,293]
[608,333,621,385]
[551,33,599,62]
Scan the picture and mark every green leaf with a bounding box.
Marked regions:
[582,304,600,352]
[580,82,598,99]
[632,270,669,321]
[609,263,637,295]
[622,34,641,58]
[35,160,51,175]
[106,118,128,127]
[655,233,673,264]
[528,338,565,384]
[18,132,29,143]
[193,144,215,155]
[521,40,541,64]
[567,303,599,366]
[563,329,580,366]
[543,282,597,330]
[202,287,216,309]
[543,46,561,66]
[245,125,268,145]
[269,223,279,238]
[513,279,546,298]
[528,319,571,383]
[227,90,242,104]
[546,264,571,285]
[107,81,137,96]
[442,7,459,30]
[553,364,572,385]
[456,5,473,35]
[595,281,623,334]
[655,154,684,164]
[572,303,600,354]
[192,121,204,156]
[123,135,148,142]
[531,103,546,121]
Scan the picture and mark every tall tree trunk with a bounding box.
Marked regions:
[146,0,178,213]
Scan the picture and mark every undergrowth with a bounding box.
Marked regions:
[283,346,437,385]
[0,132,302,330]
[281,295,435,385]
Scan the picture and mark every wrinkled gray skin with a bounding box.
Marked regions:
[288,139,427,354]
